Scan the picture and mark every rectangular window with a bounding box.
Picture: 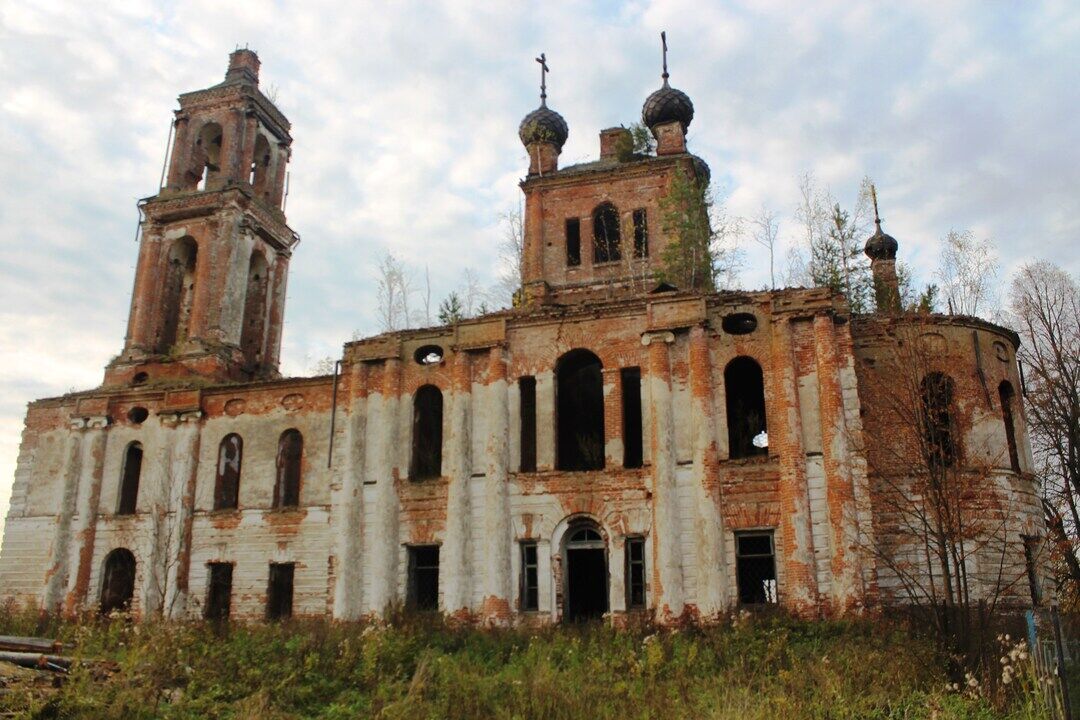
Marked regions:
[625,537,646,609]
[205,562,233,621]
[520,541,539,611]
[407,545,440,611]
[1023,535,1043,606]
[621,368,643,469]
[266,562,294,620]
[519,377,537,472]
[735,532,777,604]
[632,209,648,258]
[566,218,581,267]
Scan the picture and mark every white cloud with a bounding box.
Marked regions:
[0,0,1077,535]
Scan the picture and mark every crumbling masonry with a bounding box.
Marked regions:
[0,51,1045,622]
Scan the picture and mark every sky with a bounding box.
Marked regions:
[0,0,1078,536]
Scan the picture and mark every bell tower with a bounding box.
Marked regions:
[105,50,299,386]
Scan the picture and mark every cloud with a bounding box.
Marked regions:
[0,0,1077,534]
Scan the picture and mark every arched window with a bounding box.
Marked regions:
[999,380,1020,473]
[192,122,223,191]
[158,237,198,353]
[273,429,302,508]
[250,134,273,199]
[117,442,143,515]
[556,350,605,470]
[592,203,621,264]
[411,385,443,480]
[725,357,768,459]
[921,373,956,468]
[240,251,269,371]
[100,548,136,614]
[214,434,243,510]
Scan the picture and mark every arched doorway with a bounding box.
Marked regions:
[100,548,136,614]
[563,522,608,622]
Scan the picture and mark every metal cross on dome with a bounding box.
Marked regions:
[661,31,670,84]
[536,52,549,106]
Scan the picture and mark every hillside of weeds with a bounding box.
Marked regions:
[0,603,1053,719]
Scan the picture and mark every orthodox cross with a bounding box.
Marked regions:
[661,31,669,84]
[870,183,882,228]
[536,52,549,106]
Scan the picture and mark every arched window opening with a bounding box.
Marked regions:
[725,357,768,459]
[214,434,243,510]
[192,122,223,191]
[117,442,143,515]
[921,373,957,468]
[999,380,1021,473]
[100,548,136,614]
[240,251,269,371]
[556,350,605,471]
[250,134,273,199]
[563,522,608,622]
[273,429,302,508]
[158,237,198,353]
[411,385,443,480]
[592,203,621,264]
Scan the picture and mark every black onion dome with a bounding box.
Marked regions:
[864,221,899,261]
[518,105,569,151]
[642,82,694,133]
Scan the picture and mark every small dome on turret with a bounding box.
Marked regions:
[518,104,569,152]
[642,83,694,134]
[864,221,898,261]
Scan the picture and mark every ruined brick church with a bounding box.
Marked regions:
[0,49,1045,623]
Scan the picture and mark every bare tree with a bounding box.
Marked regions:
[494,202,525,307]
[750,204,780,289]
[1009,261,1080,602]
[936,230,1000,320]
[854,327,1024,654]
[375,252,415,331]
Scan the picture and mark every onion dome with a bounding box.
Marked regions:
[642,83,694,133]
[518,104,569,151]
[864,185,898,260]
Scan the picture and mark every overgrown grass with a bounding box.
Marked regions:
[0,604,1053,719]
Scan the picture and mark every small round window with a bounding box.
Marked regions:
[132,372,149,386]
[127,407,149,424]
[721,313,758,335]
[414,345,444,365]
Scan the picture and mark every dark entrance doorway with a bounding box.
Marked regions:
[564,526,608,622]
[100,548,136,614]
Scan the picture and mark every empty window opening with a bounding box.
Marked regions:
[249,134,273,199]
[266,562,294,621]
[1022,535,1043,606]
[725,357,768,459]
[556,350,605,471]
[132,371,149,386]
[100,548,136,614]
[999,380,1020,473]
[520,541,539,611]
[632,208,648,258]
[625,537,646,609]
[273,429,302,508]
[117,442,143,515]
[621,367,643,469]
[566,218,581,267]
[214,434,243,510]
[721,312,758,335]
[593,203,622,264]
[158,237,198,353]
[205,562,233,621]
[240,251,269,371]
[564,525,608,622]
[191,122,223,191]
[407,545,440,611]
[126,406,149,424]
[735,532,777,605]
[414,345,445,365]
[411,385,443,480]
[921,373,956,468]
[519,377,537,472]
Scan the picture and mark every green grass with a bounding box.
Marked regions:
[0,605,1054,719]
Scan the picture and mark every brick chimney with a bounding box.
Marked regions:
[226,49,260,85]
